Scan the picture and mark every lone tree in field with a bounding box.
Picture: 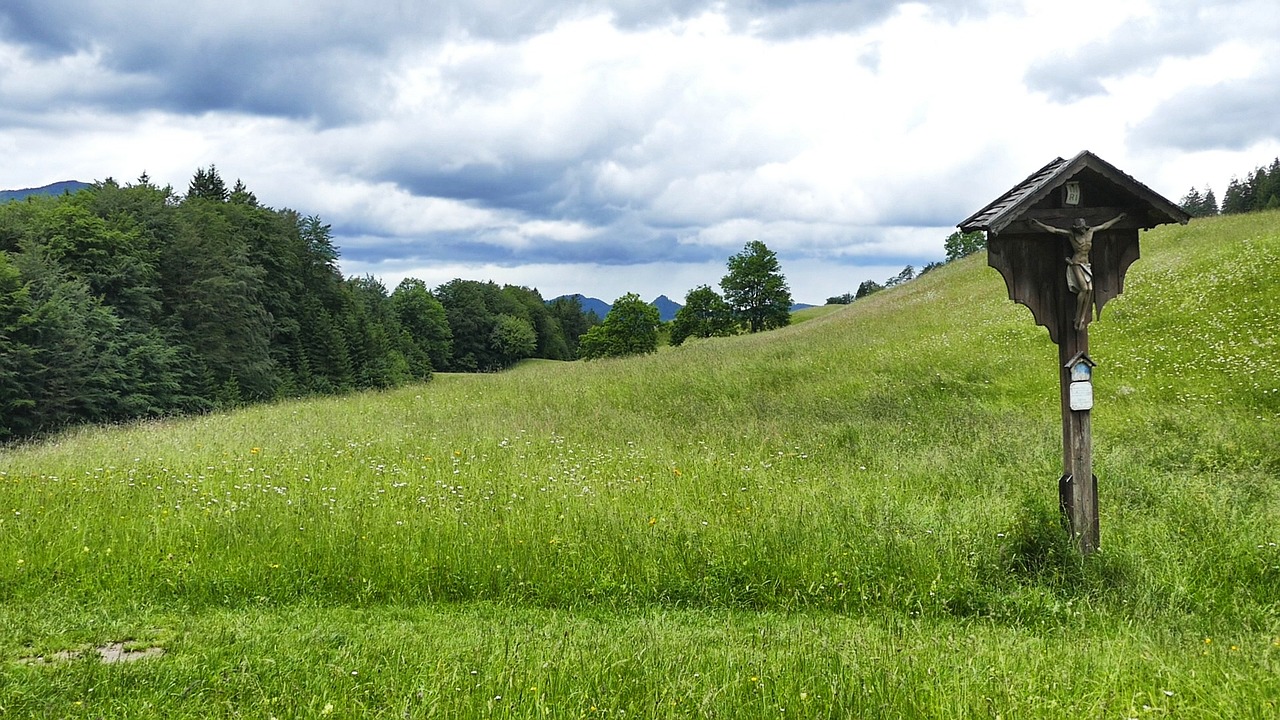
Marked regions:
[720,241,792,333]
[578,293,661,360]
[669,285,735,346]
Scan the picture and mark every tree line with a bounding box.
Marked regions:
[1180,157,1280,217]
[824,229,983,305]
[0,168,599,442]
[584,240,795,356]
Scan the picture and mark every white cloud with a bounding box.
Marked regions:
[2,0,1278,302]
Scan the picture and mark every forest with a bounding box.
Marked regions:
[6,154,1277,445]
[0,168,598,442]
[1179,157,1280,217]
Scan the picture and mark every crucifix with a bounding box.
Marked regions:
[1028,212,1125,553]
[1029,214,1126,331]
[958,152,1189,554]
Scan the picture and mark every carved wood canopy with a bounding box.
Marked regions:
[959,151,1190,344]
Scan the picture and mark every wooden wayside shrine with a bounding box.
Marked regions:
[959,151,1189,554]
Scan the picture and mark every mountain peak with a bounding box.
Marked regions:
[649,295,682,322]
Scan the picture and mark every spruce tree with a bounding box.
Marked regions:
[187,165,229,203]
[1202,187,1219,216]
[1222,178,1248,214]
[1179,187,1205,217]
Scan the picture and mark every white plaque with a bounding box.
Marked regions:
[1069,381,1094,411]
[1065,181,1081,206]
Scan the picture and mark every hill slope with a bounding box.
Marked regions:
[0,180,90,201]
[4,211,1276,607]
[1,211,1277,717]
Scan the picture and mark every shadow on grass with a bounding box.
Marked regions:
[998,492,1130,595]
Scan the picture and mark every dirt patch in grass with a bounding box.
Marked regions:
[17,642,165,666]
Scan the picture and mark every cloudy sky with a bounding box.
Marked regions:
[2,1,1277,304]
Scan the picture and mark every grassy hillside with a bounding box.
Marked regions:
[1,211,1278,717]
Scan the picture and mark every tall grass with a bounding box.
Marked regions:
[2,211,1278,717]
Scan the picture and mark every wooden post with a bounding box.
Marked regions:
[1058,324,1098,554]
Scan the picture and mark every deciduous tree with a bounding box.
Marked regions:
[943,230,986,261]
[720,241,791,333]
[669,285,734,346]
[391,278,452,374]
[579,292,660,359]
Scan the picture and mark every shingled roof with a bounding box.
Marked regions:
[959,150,1189,235]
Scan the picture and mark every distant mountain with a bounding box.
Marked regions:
[555,293,808,320]
[555,294,612,320]
[650,295,682,322]
[552,294,685,321]
[0,180,90,202]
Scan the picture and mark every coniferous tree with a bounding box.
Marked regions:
[885,265,915,287]
[165,196,275,403]
[1222,177,1249,214]
[1248,167,1267,212]
[1259,159,1280,210]
[343,276,410,388]
[298,294,352,392]
[0,251,37,438]
[294,215,354,391]
[12,251,131,428]
[36,200,159,322]
[547,295,598,359]
[1180,187,1206,217]
[229,178,259,206]
[1202,187,1219,216]
[187,165,229,203]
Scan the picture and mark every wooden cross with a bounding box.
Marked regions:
[959,152,1189,554]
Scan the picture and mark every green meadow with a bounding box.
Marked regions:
[2,212,1278,718]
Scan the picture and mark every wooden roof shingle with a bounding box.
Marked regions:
[958,150,1189,235]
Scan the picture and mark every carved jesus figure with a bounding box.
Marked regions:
[1029,213,1126,331]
